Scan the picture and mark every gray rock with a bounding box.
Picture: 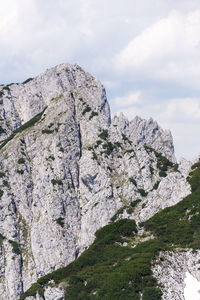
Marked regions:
[0,64,191,299]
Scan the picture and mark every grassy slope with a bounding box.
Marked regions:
[19,160,200,300]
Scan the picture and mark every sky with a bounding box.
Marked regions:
[0,0,200,160]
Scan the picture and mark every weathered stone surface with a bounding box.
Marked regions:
[0,64,192,299]
[152,250,200,300]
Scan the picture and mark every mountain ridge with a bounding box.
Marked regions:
[0,64,196,300]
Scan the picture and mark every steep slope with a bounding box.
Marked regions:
[20,159,200,300]
[0,64,190,299]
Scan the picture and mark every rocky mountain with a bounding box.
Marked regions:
[0,64,197,300]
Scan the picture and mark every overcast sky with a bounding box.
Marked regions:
[1,0,200,160]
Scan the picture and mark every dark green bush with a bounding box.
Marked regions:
[0,172,5,178]
[138,189,148,197]
[18,158,25,164]
[42,129,54,134]
[0,189,4,199]
[98,130,108,140]
[51,179,63,186]
[129,178,137,186]
[143,287,162,300]
[17,169,24,175]
[89,111,98,120]
[0,108,46,151]
[56,217,65,228]
[82,105,92,115]
[131,199,141,208]
[8,240,21,255]
[22,78,33,84]
[0,126,6,135]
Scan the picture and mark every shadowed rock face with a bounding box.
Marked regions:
[0,64,191,299]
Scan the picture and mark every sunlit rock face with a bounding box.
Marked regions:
[152,250,200,300]
[0,64,191,299]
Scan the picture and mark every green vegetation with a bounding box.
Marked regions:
[17,169,24,175]
[102,142,114,156]
[143,159,200,249]
[144,146,176,177]
[110,207,126,222]
[129,177,137,187]
[82,105,92,115]
[138,189,148,197]
[98,130,108,140]
[19,158,200,300]
[51,179,63,186]
[89,111,98,120]
[0,108,46,151]
[18,158,25,164]
[0,189,4,199]
[42,129,54,134]
[0,171,5,178]
[152,181,160,190]
[91,152,98,160]
[3,180,9,187]
[56,217,65,228]
[8,240,21,255]
[130,199,142,208]
[0,126,6,135]
[22,78,33,84]
[122,133,132,145]
[47,155,55,161]
[0,233,5,243]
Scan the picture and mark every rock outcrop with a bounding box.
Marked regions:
[0,64,191,299]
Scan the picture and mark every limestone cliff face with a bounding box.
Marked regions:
[0,64,191,299]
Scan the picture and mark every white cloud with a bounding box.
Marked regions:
[164,98,200,120]
[115,10,200,88]
[112,91,141,108]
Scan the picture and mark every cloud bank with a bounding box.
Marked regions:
[0,0,200,159]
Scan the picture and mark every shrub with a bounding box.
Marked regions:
[22,77,33,84]
[102,142,114,156]
[42,129,54,134]
[3,180,9,187]
[17,169,24,175]
[82,105,92,115]
[98,129,108,140]
[56,217,65,228]
[0,233,5,243]
[122,133,132,145]
[0,172,5,178]
[18,158,25,164]
[138,189,148,197]
[130,199,141,208]
[0,109,47,151]
[89,111,98,120]
[51,179,63,186]
[92,152,98,160]
[129,177,137,186]
[143,287,162,300]
[153,181,160,190]
[8,240,21,255]
[0,126,6,135]
[0,190,4,199]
